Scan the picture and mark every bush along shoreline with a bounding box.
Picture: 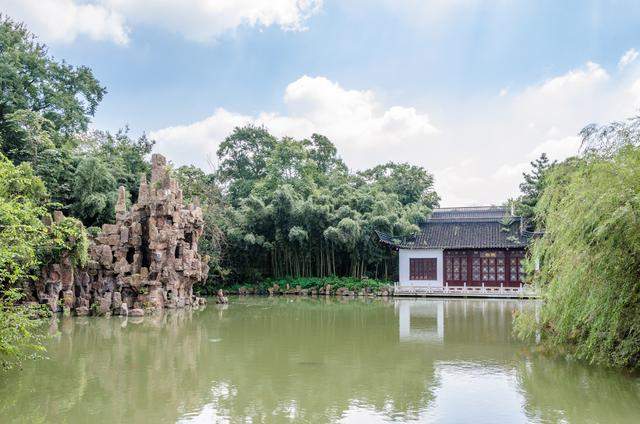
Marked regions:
[208,277,395,297]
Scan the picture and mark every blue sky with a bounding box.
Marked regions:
[4,0,640,204]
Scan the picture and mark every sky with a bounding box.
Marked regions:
[3,0,640,205]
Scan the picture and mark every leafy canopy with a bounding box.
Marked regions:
[515,115,640,369]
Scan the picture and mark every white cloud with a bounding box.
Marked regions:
[619,48,639,70]
[1,0,322,44]
[150,108,252,170]
[435,60,640,205]
[106,0,323,42]
[2,0,129,45]
[528,136,581,160]
[152,60,640,206]
[151,75,438,170]
[485,135,581,199]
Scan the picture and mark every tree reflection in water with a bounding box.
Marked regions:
[0,298,639,423]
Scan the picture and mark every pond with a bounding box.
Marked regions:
[1,297,639,423]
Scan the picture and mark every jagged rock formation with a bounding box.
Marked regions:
[31,154,208,316]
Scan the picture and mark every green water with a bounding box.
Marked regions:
[1,297,639,423]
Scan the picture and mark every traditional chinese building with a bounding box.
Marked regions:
[377,206,531,290]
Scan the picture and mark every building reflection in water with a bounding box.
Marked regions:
[397,299,444,343]
[395,298,530,345]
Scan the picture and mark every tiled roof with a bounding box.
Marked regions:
[376,206,529,250]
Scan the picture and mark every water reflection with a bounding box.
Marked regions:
[398,299,444,343]
[0,298,639,424]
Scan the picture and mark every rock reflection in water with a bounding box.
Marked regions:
[0,298,639,424]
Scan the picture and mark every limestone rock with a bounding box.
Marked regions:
[28,154,208,316]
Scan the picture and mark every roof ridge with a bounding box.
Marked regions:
[433,206,507,210]
[426,217,519,223]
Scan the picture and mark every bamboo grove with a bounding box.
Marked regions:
[177,126,440,286]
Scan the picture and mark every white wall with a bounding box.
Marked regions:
[398,248,444,287]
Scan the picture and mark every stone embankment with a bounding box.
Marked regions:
[27,154,209,316]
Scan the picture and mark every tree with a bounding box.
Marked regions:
[302,133,347,175]
[211,125,439,285]
[71,156,118,226]
[515,116,640,369]
[0,17,148,229]
[0,154,87,370]
[217,125,277,204]
[174,165,217,203]
[77,128,154,206]
[358,162,440,207]
[0,17,105,164]
[516,153,555,230]
[0,155,48,285]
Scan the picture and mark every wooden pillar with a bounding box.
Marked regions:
[466,251,472,287]
[505,250,511,287]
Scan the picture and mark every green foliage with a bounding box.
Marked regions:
[515,116,640,369]
[174,164,217,203]
[204,276,392,296]
[515,153,555,229]
[201,125,438,290]
[79,128,154,203]
[71,156,117,226]
[44,217,89,268]
[0,154,48,285]
[0,289,47,370]
[0,154,88,370]
[217,125,277,204]
[358,162,440,206]
[0,17,104,163]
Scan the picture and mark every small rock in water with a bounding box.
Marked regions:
[129,308,144,317]
[75,306,89,316]
[216,289,228,304]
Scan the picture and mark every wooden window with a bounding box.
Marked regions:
[472,257,480,281]
[444,251,469,285]
[446,257,453,280]
[410,258,437,280]
[509,251,525,283]
[510,257,523,282]
[446,256,466,281]
[497,258,505,281]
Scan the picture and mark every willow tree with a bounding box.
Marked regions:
[516,116,640,369]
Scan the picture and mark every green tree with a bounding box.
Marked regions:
[516,153,555,229]
[0,154,87,370]
[217,125,277,204]
[358,162,440,207]
[71,156,118,226]
[515,116,640,369]
[76,128,154,209]
[0,17,105,164]
[211,125,438,286]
